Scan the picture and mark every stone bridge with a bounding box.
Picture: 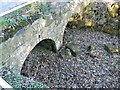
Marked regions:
[0,0,117,74]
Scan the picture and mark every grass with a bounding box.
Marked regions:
[0,67,49,89]
[0,2,54,43]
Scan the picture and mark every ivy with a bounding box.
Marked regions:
[41,4,50,12]
[0,3,53,30]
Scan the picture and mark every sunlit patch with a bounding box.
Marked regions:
[85,21,94,26]
[111,3,120,17]
[68,17,74,22]
[26,46,32,52]
[40,18,46,27]
[110,48,120,53]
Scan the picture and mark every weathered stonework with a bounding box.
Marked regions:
[0,0,118,74]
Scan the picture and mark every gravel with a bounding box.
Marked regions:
[21,28,119,88]
[0,67,48,89]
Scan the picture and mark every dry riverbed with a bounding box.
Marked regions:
[21,28,119,88]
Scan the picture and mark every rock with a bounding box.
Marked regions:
[86,45,96,58]
[60,47,72,59]
[75,51,81,56]
[58,44,78,59]
[57,53,64,59]
[65,42,82,57]
[57,45,71,59]
[103,44,113,55]
[65,46,77,57]
[87,45,96,52]
[65,48,72,57]
[89,50,100,58]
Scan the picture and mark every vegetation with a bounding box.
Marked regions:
[0,2,53,43]
[0,67,48,89]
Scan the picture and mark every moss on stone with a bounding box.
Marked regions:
[67,2,119,36]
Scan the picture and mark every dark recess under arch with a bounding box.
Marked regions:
[21,39,57,76]
[37,39,57,53]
